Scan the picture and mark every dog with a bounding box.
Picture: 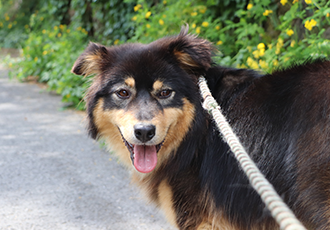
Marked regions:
[71,26,330,229]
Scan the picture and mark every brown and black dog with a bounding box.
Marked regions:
[72,27,330,229]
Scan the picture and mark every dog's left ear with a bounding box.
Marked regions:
[168,26,214,75]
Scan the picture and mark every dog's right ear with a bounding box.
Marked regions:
[71,42,110,76]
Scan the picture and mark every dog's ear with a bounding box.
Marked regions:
[71,42,110,76]
[168,26,214,75]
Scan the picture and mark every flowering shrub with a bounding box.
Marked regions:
[128,0,330,72]
[3,0,330,109]
[13,22,89,109]
[4,0,134,109]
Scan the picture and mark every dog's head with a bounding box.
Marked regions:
[72,26,213,174]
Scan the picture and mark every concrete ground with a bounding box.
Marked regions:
[0,65,175,230]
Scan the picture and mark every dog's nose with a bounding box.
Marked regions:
[134,124,156,143]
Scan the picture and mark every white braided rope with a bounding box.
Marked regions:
[198,76,306,230]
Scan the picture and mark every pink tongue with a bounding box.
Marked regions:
[133,145,158,173]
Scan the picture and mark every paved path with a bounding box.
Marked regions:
[0,66,174,230]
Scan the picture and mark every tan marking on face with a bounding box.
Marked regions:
[93,97,195,176]
[125,77,135,88]
[93,98,132,168]
[158,180,178,228]
[153,80,163,92]
[156,98,195,165]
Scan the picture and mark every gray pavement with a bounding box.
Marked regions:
[0,66,174,230]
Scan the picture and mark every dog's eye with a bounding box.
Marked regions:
[116,89,130,99]
[158,89,172,99]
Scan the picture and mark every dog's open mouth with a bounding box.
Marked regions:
[120,133,164,173]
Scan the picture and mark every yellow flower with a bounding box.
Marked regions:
[77,26,82,31]
[192,23,196,29]
[8,62,13,68]
[0,22,3,27]
[59,24,64,30]
[34,57,38,62]
[195,27,201,34]
[290,40,296,47]
[237,63,247,68]
[145,11,151,19]
[163,0,167,4]
[24,24,29,29]
[278,38,284,45]
[5,16,9,21]
[259,60,268,69]
[66,29,70,33]
[280,0,288,5]
[81,28,88,35]
[216,40,223,45]
[199,7,207,14]
[202,21,209,27]
[134,4,142,11]
[327,13,330,17]
[8,23,12,29]
[305,0,312,4]
[159,19,164,25]
[259,48,265,57]
[275,39,283,54]
[54,26,58,30]
[293,0,298,3]
[273,60,279,66]
[191,12,198,17]
[247,57,259,69]
[132,16,137,21]
[42,29,47,34]
[304,19,317,31]
[40,17,44,21]
[114,39,119,45]
[286,29,294,36]
[162,14,166,18]
[257,43,265,50]
[268,44,273,49]
[57,33,62,37]
[275,47,281,54]
[263,10,273,16]
[146,24,151,28]
[253,50,260,59]
[43,50,48,55]
[247,3,253,10]
[215,25,220,30]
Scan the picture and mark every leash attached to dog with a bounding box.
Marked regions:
[198,76,306,230]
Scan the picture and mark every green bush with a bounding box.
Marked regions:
[14,23,89,109]
[4,0,330,110]
[128,0,330,72]
[0,0,35,48]
[5,0,135,109]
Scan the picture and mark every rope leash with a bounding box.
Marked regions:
[198,76,306,230]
